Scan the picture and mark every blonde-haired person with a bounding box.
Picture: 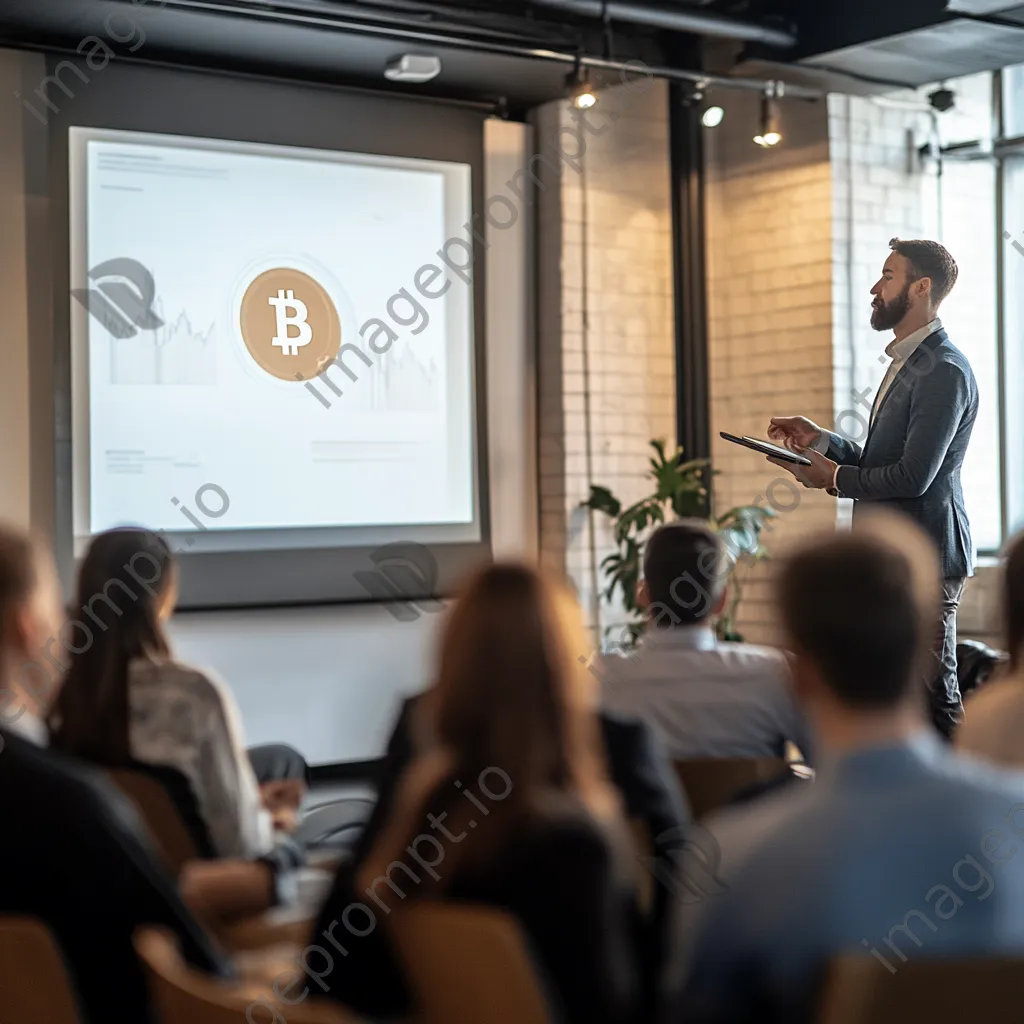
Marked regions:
[311,564,641,1024]
[956,531,1024,764]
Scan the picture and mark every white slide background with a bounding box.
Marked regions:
[74,131,474,538]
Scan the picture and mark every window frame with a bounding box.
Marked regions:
[939,68,1024,555]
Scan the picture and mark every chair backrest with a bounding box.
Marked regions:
[390,903,553,1024]
[108,768,205,876]
[673,757,788,820]
[956,639,1008,701]
[292,796,375,850]
[817,954,1024,1024]
[134,928,350,1024]
[0,917,82,1024]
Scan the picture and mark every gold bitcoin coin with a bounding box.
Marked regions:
[239,268,341,382]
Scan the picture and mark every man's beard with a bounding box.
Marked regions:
[870,284,912,331]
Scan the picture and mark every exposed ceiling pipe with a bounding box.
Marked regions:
[529,0,797,49]
[154,0,821,96]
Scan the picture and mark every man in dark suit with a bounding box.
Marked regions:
[337,693,690,1015]
[0,524,228,1023]
[769,237,978,738]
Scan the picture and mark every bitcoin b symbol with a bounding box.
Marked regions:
[268,289,313,356]
[239,268,341,382]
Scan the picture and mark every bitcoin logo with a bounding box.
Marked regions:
[268,289,313,356]
[239,269,341,381]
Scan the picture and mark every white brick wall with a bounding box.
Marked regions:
[829,92,927,426]
[536,80,676,643]
[705,91,837,644]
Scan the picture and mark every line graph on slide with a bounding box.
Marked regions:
[109,301,216,385]
[337,339,442,413]
[373,343,441,412]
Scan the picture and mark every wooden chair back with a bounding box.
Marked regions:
[134,928,350,1024]
[390,902,553,1024]
[0,916,82,1024]
[818,953,1024,1023]
[673,757,788,820]
[108,768,206,876]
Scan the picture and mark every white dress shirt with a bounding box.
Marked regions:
[814,317,942,488]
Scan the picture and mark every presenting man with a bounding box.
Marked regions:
[767,237,978,738]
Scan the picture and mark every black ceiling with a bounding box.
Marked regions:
[1,0,1023,111]
[0,0,712,111]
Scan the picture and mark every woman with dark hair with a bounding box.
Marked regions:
[313,563,639,1024]
[957,530,1024,763]
[49,527,296,859]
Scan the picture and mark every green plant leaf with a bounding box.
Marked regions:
[582,485,621,518]
[584,439,767,647]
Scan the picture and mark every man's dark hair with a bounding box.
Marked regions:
[1005,531,1024,674]
[643,520,727,627]
[889,237,959,307]
[778,532,934,708]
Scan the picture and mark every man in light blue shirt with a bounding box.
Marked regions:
[598,520,811,764]
[679,512,1024,1024]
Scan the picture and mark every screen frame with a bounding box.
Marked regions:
[51,59,491,610]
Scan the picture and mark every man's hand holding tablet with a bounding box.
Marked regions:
[766,415,841,492]
[719,433,813,465]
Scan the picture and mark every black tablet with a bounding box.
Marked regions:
[719,432,813,466]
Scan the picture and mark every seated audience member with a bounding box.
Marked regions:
[49,527,297,860]
[679,514,1024,1024]
[344,591,688,1019]
[0,523,228,1023]
[956,530,1024,764]
[0,532,64,745]
[313,565,640,1024]
[599,520,812,763]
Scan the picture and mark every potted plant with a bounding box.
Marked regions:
[581,439,775,646]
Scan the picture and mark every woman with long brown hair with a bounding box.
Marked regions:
[957,529,1024,762]
[313,563,639,1023]
[49,527,283,858]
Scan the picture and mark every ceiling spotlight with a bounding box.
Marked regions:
[754,81,783,148]
[567,61,598,110]
[680,80,723,129]
[384,54,442,84]
[701,105,725,128]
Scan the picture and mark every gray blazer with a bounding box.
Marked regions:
[823,328,978,579]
